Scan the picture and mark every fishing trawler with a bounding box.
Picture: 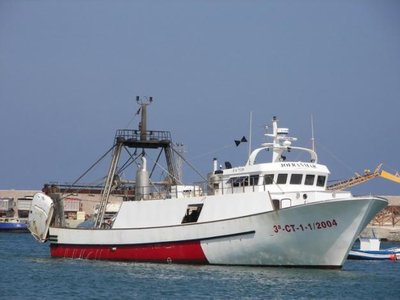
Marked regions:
[28,99,387,268]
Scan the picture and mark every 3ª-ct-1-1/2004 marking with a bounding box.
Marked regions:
[272,219,338,233]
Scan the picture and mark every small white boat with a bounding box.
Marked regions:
[348,237,400,260]
[27,103,388,268]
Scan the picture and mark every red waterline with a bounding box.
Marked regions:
[50,240,208,264]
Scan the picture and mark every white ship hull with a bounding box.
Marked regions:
[27,114,390,268]
[47,196,386,267]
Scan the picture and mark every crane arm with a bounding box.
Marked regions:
[380,170,400,184]
[327,164,400,191]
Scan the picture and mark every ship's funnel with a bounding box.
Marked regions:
[135,156,150,200]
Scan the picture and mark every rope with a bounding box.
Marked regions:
[171,146,209,183]
[60,144,116,199]
[316,142,355,175]
[145,153,183,185]
[116,147,141,175]
[189,143,234,161]
[124,104,141,128]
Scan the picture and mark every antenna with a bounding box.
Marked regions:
[248,111,253,157]
[311,114,316,152]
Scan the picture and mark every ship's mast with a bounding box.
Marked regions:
[266,116,298,163]
[137,96,152,141]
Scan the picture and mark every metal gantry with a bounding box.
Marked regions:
[95,98,179,228]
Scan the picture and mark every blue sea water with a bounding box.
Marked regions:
[1,233,400,299]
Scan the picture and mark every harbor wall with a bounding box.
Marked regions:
[0,190,39,200]
[361,226,400,241]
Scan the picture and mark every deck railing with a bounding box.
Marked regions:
[115,129,171,143]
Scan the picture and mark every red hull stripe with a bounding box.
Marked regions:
[50,240,208,264]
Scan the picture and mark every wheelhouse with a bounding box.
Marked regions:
[208,162,329,195]
[207,116,330,195]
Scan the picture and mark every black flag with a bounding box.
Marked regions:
[235,136,247,146]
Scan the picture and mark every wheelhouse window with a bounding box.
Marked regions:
[290,174,303,185]
[277,174,288,184]
[317,175,326,187]
[305,174,315,185]
[227,176,248,187]
[264,174,274,185]
[249,175,259,186]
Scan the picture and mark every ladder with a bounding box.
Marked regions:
[94,140,123,228]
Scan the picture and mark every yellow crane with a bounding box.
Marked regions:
[327,164,400,191]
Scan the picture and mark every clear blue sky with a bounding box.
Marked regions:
[1,0,399,195]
